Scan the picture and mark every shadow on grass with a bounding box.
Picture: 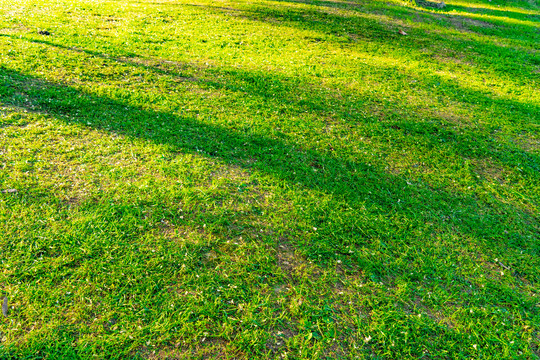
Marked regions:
[1,62,538,267]
[448,2,540,21]
[272,0,540,21]
[2,64,539,353]
[5,34,539,167]
[1,13,539,354]
[188,0,539,76]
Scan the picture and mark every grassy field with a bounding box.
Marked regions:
[0,0,539,358]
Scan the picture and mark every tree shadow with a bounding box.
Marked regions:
[6,34,538,167]
[1,63,538,269]
[270,0,540,20]
[189,0,539,77]
[1,17,539,354]
[448,2,540,21]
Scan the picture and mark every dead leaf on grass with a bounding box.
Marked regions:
[2,297,8,317]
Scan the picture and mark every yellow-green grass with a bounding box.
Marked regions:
[0,0,538,358]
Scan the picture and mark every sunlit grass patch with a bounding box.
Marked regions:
[0,0,539,358]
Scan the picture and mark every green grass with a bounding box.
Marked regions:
[0,0,538,358]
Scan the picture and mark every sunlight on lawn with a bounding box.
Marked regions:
[0,0,538,358]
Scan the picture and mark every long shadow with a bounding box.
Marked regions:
[448,3,540,21]
[270,0,540,24]
[1,48,539,356]
[1,64,538,267]
[1,2,539,355]
[8,34,539,171]
[191,1,539,78]
[2,31,538,199]
[1,5,538,293]
[11,34,539,113]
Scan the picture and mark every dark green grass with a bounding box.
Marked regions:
[0,0,539,358]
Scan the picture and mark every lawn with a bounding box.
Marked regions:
[0,0,539,358]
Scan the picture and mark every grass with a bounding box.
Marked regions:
[0,0,538,358]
